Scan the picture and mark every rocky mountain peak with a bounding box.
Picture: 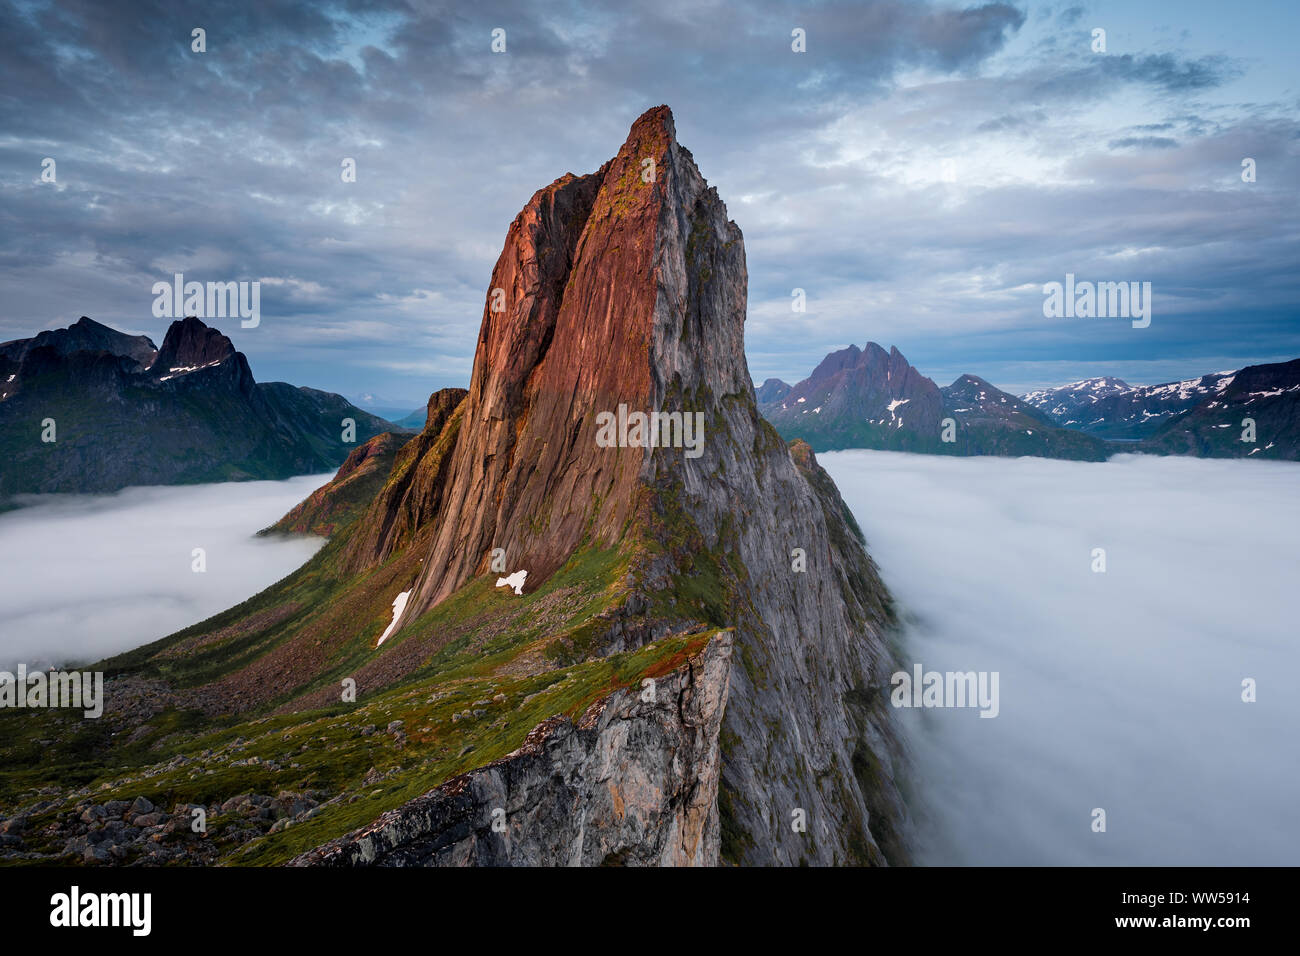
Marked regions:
[391,104,747,615]
[808,344,863,382]
[330,105,912,864]
[152,316,237,375]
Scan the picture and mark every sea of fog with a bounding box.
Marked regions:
[821,450,1300,866]
[0,474,331,671]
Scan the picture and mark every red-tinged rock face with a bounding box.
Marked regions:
[404,106,686,613]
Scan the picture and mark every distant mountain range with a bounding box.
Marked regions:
[758,343,1108,460]
[0,316,397,497]
[759,343,1300,461]
[1032,362,1300,459]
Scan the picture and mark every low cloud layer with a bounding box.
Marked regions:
[0,474,330,671]
[824,450,1300,865]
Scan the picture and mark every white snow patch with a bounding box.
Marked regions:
[158,359,223,382]
[496,569,527,595]
[377,590,411,646]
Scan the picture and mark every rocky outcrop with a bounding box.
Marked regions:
[149,315,237,376]
[342,386,468,571]
[266,431,414,537]
[394,114,668,613]
[292,632,733,867]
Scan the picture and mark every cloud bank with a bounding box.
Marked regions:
[0,474,330,671]
[824,450,1300,865]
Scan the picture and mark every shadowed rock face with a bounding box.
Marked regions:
[0,315,156,368]
[151,315,237,375]
[342,386,469,572]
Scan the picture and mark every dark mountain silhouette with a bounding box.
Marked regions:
[0,315,395,496]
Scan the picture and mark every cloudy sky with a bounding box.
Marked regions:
[2,0,1296,406]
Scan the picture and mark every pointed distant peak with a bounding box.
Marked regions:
[626,105,676,148]
[809,344,865,382]
[886,344,913,366]
[154,315,236,373]
[68,315,118,336]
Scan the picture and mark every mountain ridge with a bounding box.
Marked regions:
[760,344,1300,461]
[0,315,397,496]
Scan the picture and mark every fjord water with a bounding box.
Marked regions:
[823,450,1300,865]
[0,474,332,671]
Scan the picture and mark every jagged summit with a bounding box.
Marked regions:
[390,103,749,617]
[152,316,238,374]
[345,104,911,864]
[43,108,912,867]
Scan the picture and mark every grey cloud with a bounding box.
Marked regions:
[0,0,1293,400]
[1107,135,1179,149]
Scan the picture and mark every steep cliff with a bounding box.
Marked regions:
[291,632,733,866]
[0,107,912,868]
[301,105,913,865]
